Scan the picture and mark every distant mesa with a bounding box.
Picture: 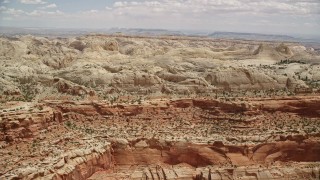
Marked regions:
[253,43,293,59]
[276,43,293,56]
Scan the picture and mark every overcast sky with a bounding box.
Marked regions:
[0,0,319,37]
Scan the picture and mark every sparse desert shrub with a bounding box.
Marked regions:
[275,59,306,65]
[18,82,37,102]
[65,121,72,128]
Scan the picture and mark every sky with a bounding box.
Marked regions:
[0,0,319,37]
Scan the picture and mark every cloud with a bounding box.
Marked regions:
[28,9,63,16]
[0,6,7,11]
[110,0,320,16]
[2,8,25,16]
[0,0,319,36]
[39,3,57,9]
[88,10,98,13]
[20,0,46,5]
[113,1,126,8]
[0,3,62,19]
[3,0,10,3]
[82,9,99,14]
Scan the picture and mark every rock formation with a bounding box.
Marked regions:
[1,34,320,102]
[0,34,320,179]
[1,96,320,179]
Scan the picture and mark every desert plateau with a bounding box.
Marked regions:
[0,33,319,180]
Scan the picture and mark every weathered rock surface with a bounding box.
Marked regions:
[1,35,320,102]
[1,96,320,179]
[1,34,320,180]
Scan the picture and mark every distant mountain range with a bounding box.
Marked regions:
[208,31,296,41]
[0,27,185,37]
[0,27,92,37]
[108,28,184,36]
[0,26,319,43]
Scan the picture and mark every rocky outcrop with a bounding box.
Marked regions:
[253,44,290,60]
[252,141,320,163]
[89,139,320,180]
[0,106,62,142]
[53,78,94,96]
[1,145,112,180]
[69,40,86,52]
[0,77,21,96]
[276,43,293,56]
[89,163,320,180]
[204,68,293,90]
[256,97,320,117]
[103,40,119,51]
[111,139,320,167]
